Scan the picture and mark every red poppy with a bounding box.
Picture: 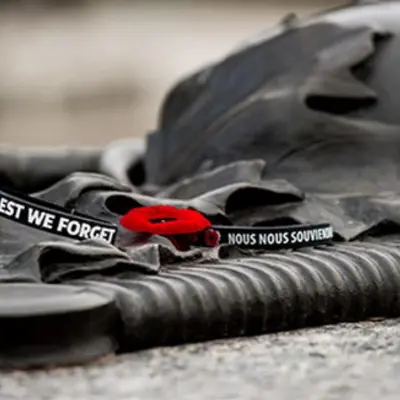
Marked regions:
[120,205,212,236]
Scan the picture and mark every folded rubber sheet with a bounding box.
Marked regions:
[3,1,400,368]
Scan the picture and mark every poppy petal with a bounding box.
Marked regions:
[120,205,212,236]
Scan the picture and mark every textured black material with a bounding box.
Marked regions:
[3,1,400,369]
[62,239,400,351]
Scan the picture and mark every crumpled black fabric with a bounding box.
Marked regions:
[3,157,400,283]
[145,5,400,194]
[3,1,400,367]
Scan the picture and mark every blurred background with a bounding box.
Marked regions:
[0,0,347,147]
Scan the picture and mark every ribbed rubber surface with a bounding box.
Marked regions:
[3,240,400,368]
[105,240,400,350]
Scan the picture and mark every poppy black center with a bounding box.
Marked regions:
[149,218,177,223]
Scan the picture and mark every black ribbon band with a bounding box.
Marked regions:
[0,186,334,250]
[210,223,334,249]
[0,187,118,245]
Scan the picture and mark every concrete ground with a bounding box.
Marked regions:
[1,318,400,400]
